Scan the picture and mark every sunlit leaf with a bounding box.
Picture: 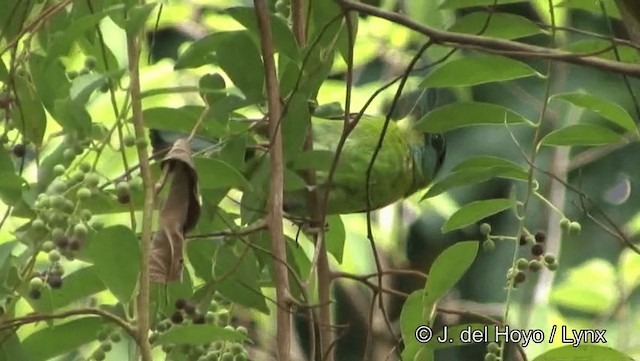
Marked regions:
[443,199,514,232]
[155,325,245,345]
[449,12,543,39]
[550,259,617,313]
[532,345,632,361]
[420,55,541,88]
[540,124,624,146]
[415,102,530,133]
[440,0,527,9]
[22,317,103,361]
[552,92,637,132]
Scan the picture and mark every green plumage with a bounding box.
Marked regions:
[150,114,445,216]
[283,115,446,215]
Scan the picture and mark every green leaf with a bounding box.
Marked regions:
[284,168,307,191]
[440,0,527,9]
[400,291,426,352]
[443,199,514,232]
[448,12,543,40]
[199,73,226,105]
[86,226,140,304]
[194,157,252,191]
[424,163,528,199]
[281,92,311,156]
[420,55,541,88]
[557,0,621,19]
[213,245,269,313]
[176,31,264,101]
[452,156,526,174]
[226,7,299,60]
[186,238,217,282]
[27,266,105,312]
[552,92,637,133]
[142,106,229,140]
[155,325,245,345]
[424,241,478,314]
[540,124,624,146]
[13,75,46,146]
[326,215,346,263]
[531,345,632,361]
[0,332,28,361]
[0,147,25,194]
[415,102,530,133]
[550,259,617,313]
[22,317,103,361]
[125,3,156,33]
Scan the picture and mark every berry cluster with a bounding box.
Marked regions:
[508,231,559,288]
[86,326,122,361]
[150,298,251,361]
[67,57,111,93]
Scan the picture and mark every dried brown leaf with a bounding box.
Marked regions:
[149,138,201,283]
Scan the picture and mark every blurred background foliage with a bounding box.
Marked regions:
[1,0,640,360]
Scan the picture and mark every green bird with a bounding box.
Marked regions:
[150,114,445,216]
[280,115,445,215]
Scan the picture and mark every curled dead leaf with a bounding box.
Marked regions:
[149,138,201,283]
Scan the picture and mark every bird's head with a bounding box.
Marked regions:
[408,132,446,194]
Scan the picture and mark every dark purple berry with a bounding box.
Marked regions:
[170,311,184,324]
[531,244,544,257]
[534,231,546,243]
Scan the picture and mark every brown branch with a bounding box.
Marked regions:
[253,2,291,361]
[125,7,154,361]
[337,0,640,77]
[0,308,136,340]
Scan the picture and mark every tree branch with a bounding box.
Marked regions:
[253,1,291,360]
[338,0,640,77]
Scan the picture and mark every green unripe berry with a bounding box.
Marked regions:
[80,209,92,221]
[100,341,112,352]
[77,187,91,200]
[569,221,581,235]
[67,70,78,79]
[479,223,491,236]
[91,219,104,230]
[484,352,498,361]
[37,195,50,208]
[79,68,90,76]
[116,181,130,195]
[29,277,44,290]
[41,241,55,253]
[50,195,65,210]
[221,353,233,361]
[50,180,67,194]
[514,271,526,285]
[110,332,121,343]
[487,342,500,354]
[482,239,495,252]
[93,349,105,361]
[53,164,65,176]
[51,227,64,239]
[48,249,61,263]
[79,162,92,173]
[516,258,529,270]
[547,262,558,271]
[543,254,556,265]
[85,173,100,188]
[230,343,243,355]
[63,200,75,214]
[97,329,109,341]
[32,218,46,231]
[63,148,75,161]
[559,218,570,231]
[235,326,248,337]
[72,172,85,183]
[529,259,542,272]
[234,354,247,361]
[74,223,88,239]
[123,134,135,148]
[84,56,97,70]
